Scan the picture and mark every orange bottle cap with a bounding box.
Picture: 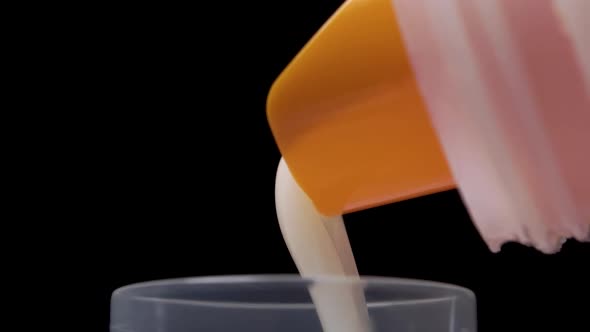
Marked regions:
[267,0,454,216]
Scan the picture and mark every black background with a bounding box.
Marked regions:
[65,1,589,331]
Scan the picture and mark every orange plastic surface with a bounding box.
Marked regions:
[267,0,455,216]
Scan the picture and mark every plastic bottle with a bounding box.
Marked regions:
[267,0,590,253]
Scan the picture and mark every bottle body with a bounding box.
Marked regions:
[394,0,590,252]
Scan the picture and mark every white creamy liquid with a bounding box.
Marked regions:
[275,158,372,332]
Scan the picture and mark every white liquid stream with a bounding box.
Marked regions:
[275,158,372,332]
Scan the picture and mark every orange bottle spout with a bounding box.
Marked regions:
[267,0,454,217]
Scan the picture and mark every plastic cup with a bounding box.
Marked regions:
[110,274,476,332]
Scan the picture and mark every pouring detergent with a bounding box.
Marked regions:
[267,0,589,331]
